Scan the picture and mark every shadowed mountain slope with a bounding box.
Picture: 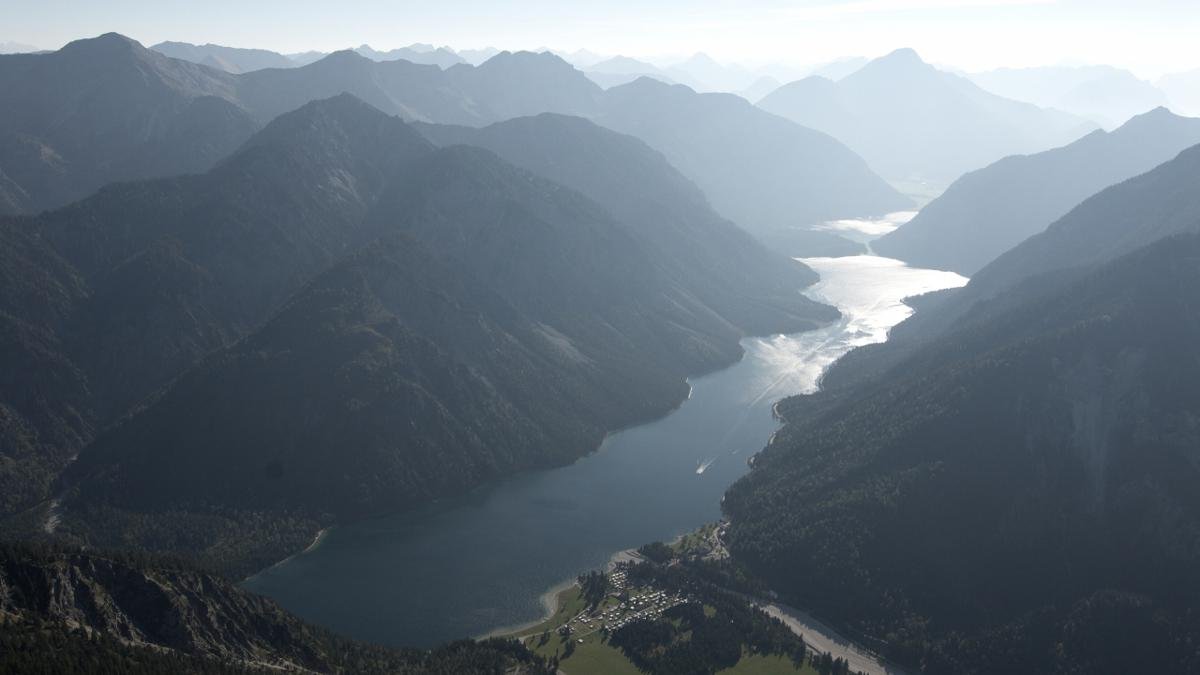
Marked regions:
[0,94,834,575]
[874,108,1200,274]
[0,542,551,674]
[0,33,257,214]
[413,112,831,331]
[725,231,1200,674]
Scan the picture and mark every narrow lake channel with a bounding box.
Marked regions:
[244,253,967,650]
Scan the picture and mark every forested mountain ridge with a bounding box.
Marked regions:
[725,232,1200,674]
[0,93,434,524]
[0,542,551,674]
[1,33,908,246]
[722,128,1200,673]
[0,33,256,215]
[874,107,1200,274]
[0,94,835,576]
[801,134,1200,411]
[413,112,831,330]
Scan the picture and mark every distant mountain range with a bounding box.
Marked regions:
[725,131,1200,674]
[583,55,678,89]
[970,65,1168,128]
[153,40,480,72]
[874,107,1200,274]
[1,34,909,241]
[0,33,256,214]
[1158,68,1200,117]
[758,48,1097,186]
[0,41,41,54]
[594,77,911,233]
[151,40,296,73]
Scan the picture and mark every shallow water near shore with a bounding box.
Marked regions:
[243,255,966,648]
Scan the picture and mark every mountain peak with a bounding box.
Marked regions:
[482,50,571,66]
[1113,105,1186,134]
[843,46,938,85]
[311,49,373,69]
[684,52,721,66]
[878,47,926,66]
[249,93,389,136]
[237,93,430,159]
[60,32,144,56]
[1126,105,1176,121]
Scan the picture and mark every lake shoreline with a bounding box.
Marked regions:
[240,306,836,585]
[244,255,966,649]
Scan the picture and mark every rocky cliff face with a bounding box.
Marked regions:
[0,543,551,674]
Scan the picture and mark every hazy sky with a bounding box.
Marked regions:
[4,0,1199,76]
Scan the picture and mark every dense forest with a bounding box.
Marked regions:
[0,91,834,576]
[724,233,1200,673]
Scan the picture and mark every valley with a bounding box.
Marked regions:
[4,10,1200,673]
[242,255,966,647]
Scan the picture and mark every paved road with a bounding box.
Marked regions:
[761,603,910,675]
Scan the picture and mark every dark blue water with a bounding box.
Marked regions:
[243,256,967,647]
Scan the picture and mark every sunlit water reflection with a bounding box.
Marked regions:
[813,211,917,244]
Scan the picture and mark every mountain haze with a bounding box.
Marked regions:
[874,108,1200,274]
[0,33,256,214]
[151,41,298,73]
[758,48,1096,185]
[597,77,912,234]
[970,65,1168,128]
[413,112,832,329]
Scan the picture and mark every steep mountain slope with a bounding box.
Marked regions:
[0,33,258,214]
[970,65,1167,128]
[724,232,1200,674]
[805,130,1200,410]
[37,94,434,418]
[151,41,297,73]
[597,77,912,234]
[873,108,1200,274]
[0,94,833,575]
[758,48,1095,185]
[413,112,832,331]
[0,542,550,674]
[232,47,905,235]
[966,140,1200,300]
[0,95,434,521]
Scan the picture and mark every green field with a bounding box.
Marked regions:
[717,651,817,675]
